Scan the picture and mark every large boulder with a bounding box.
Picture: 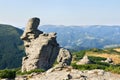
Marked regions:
[57,48,72,66]
[21,17,72,72]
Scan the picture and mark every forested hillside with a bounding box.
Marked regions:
[39,25,120,51]
[0,24,25,69]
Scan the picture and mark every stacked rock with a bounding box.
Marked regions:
[21,17,72,72]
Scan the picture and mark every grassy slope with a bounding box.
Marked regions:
[72,48,120,74]
[0,24,25,69]
[85,48,120,64]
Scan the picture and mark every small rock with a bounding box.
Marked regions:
[105,58,113,63]
[76,55,91,65]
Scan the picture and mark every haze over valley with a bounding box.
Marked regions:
[39,25,120,51]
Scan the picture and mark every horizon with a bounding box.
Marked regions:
[18,24,120,29]
[1,23,120,28]
[0,0,120,27]
[2,23,120,29]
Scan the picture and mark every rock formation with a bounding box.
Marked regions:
[21,17,72,72]
[16,67,120,80]
[105,58,113,63]
[101,58,113,64]
[57,48,72,66]
[76,55,91,65]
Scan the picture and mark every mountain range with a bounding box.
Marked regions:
[0,24,120,69]
[38,25,120,51]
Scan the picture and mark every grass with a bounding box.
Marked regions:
[72,50,86,61]
[88,56,106,62]
[0,68,45,79]
[105,64,120,74]
[0,47,120,78]
[86,53,120,64]
[71,63,106,70]
[72,48,120,74]
[113,48,120,52]
[0,69,16,79]
[85,48,120,64]
[71,63,120,74]
[16,69,45,75]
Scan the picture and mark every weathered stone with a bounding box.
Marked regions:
[101,58,113,64]
[105,58,113,63]
[21,17,72,72]
[76,55,91,65]
[57,48,72,66]
[21,17,43,41]
[16,68,120,80]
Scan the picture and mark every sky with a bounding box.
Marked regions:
[0,0,120,27]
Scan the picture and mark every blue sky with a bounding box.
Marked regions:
[0,0,120,27]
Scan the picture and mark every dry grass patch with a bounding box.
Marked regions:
[86,52,120,64]
[114,48,120,52]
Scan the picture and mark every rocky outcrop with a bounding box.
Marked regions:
[101,58,113,64]
[21,17,72,72]
[57,48,72,66]
[76,55,91,65]
[16,67,120,80]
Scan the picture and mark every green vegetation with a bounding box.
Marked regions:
[0,24,120,76]
[88,56,106,62]
[72,49,120,74]
[0,24,25,69]
[16,69,45,75]
[0,69,16,79]
[71,63,120,74]
[0,68,45,79]
[88,48,106,53]
[105,64,120,74]
[88,48,120,54]
[72,50,86,61]
[105,48,120,54]
[71,63,106,70]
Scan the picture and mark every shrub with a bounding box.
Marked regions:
[89,48,101,52]
[52,59,59,67]
[105,65,120,74]
[71,63,106,70]
[71,62,120,74]
[87,56,110,67]
[0,69,16,79]
[88,56,106,62]
[72,50,86,61]
[16,69,45,75]
[95,61,110,66]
